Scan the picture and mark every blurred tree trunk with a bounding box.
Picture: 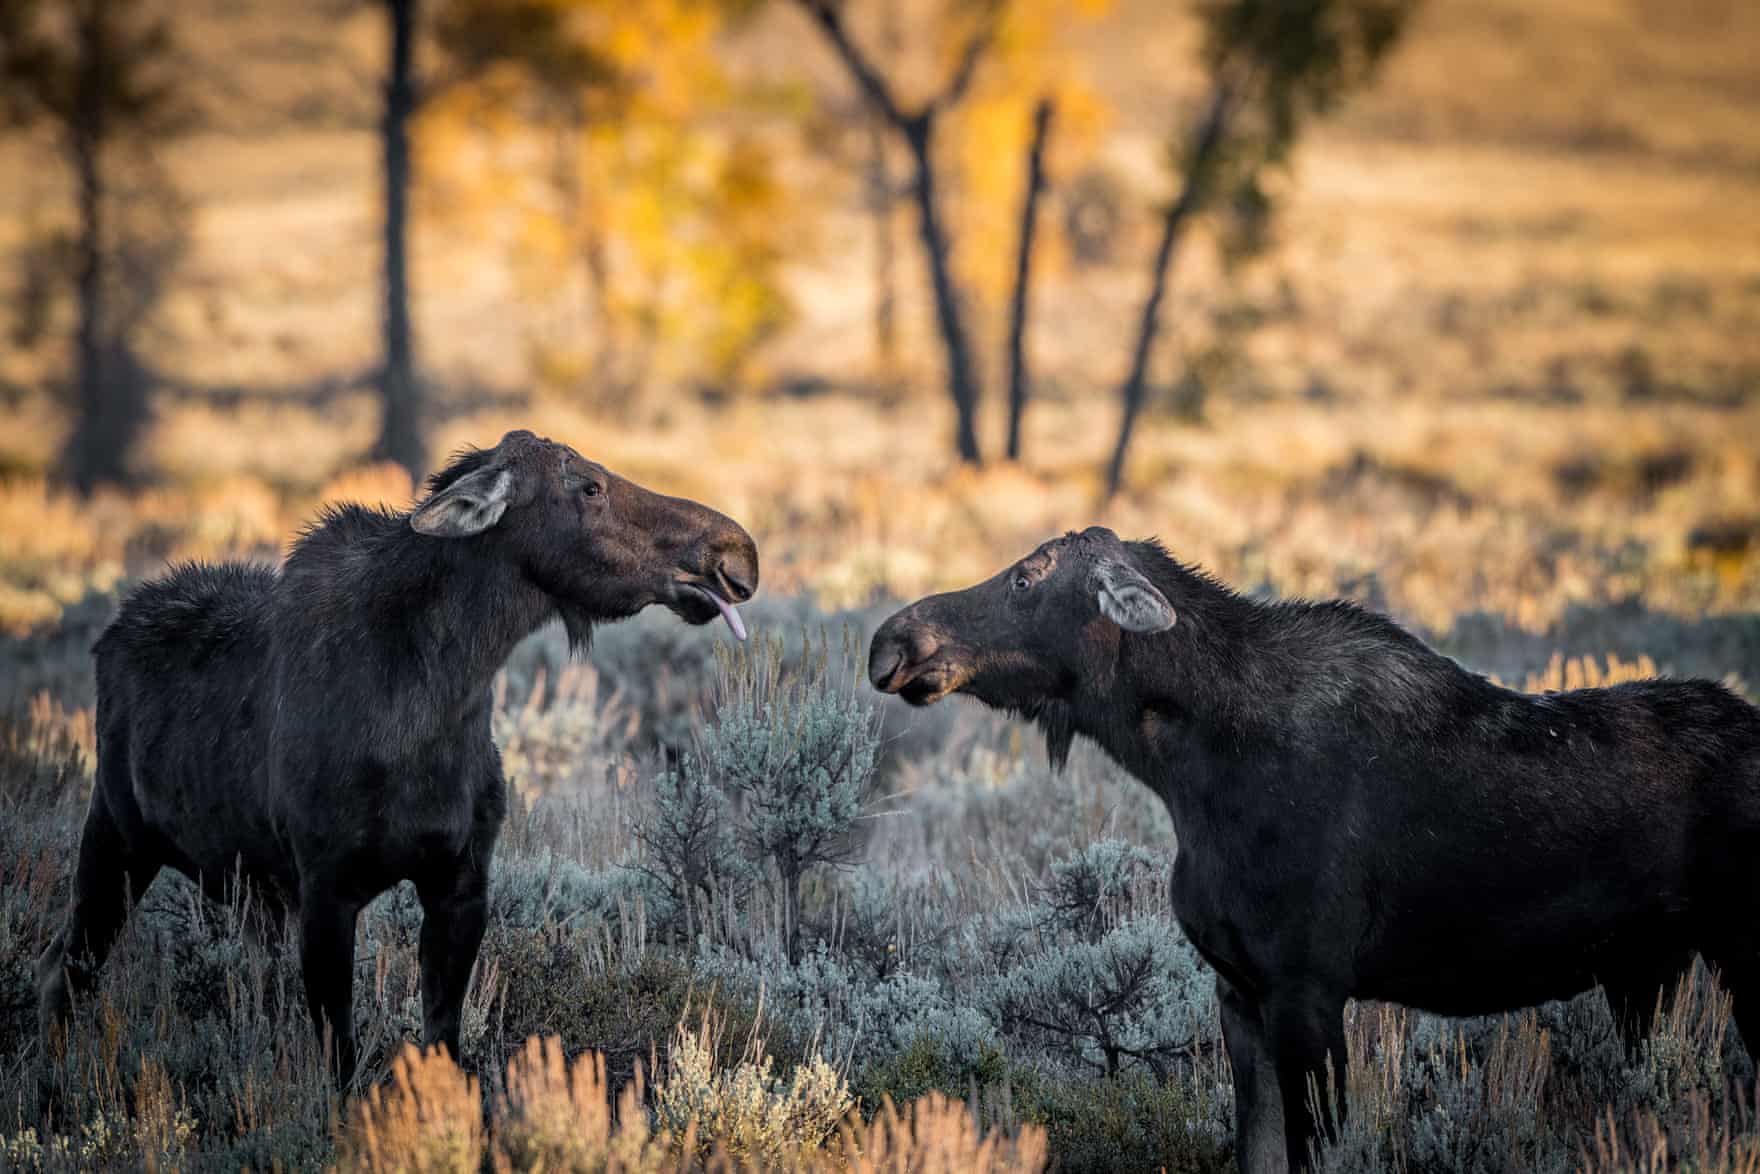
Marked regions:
[797,0,1002,466]
[1105,0,1413,497]
[373,0,425,479]
[63,0,115,494]
[37,0,162,495]
[867,0,902,371]
[1105,83,1230,499]
[902,116,982,464]
[1004,97,1053,462]
[866,117,896,368]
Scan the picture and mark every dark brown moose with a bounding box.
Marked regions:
[39,430,758,1084]
[869,525,1759,1173]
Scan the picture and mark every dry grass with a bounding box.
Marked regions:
[335,1045,487,1173]
[3,387,1758,636]
[0,2,1754,635]
[1587,1096,1760,1174]
[334,1036,1047,1174]
[493,1038,675,1174]
[1518,652,1661,693]
[1321,969,1756,1172]
[834,1093,1050,1174]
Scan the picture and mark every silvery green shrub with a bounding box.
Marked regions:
[632,758,745,942]
[491,849,667,933]
[820,866,963,981]
[1040,838,1164,941]
[985,916,1213,1079]
[698,633,882,964]
[698,939,1004,1074]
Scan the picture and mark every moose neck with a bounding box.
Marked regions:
[1064,555,1488,833]
[1064,562,1323,823]
[276,507,559,745]
[1123,557,1276,724]
[403,531,557,696]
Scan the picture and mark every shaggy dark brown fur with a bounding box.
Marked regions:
[870,525,1759,1173]
[39,430,758,1084]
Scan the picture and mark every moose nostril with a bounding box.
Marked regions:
[869,644,905,690]
[715,558,756,603]
[869,622,941,691]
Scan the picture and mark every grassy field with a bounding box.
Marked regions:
[2,0,1757,634]
[2,0,1759,1168]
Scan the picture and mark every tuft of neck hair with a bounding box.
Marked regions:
[1047,541,1502,774]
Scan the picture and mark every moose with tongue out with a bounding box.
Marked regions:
[38,430,757,1085]
[869,526,1760,1173]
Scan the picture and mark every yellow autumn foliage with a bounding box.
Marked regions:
[421,0,798,401]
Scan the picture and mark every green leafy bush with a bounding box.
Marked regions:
[855,1031,1012,1109]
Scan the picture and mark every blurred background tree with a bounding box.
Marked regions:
[371,0,424,477]
[792,0,1007,465]
[2,0,1756,638]
[421,0,798,415]
[1004,96,1054,461]
[0,0,188,493]
[1104,0,1416,496]
[942,0,1111,463]
[792,0,1112,464]
[353,0,628,477]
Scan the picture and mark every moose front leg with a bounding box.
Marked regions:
[38,790,162,1046]
[1266,990,1349,1172]
[415,845,492,1064]
[299,885,364,1087]
[1219,977,1287,1174]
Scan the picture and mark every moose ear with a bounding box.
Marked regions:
[410,466,513,537]
[1092,560,1176,633]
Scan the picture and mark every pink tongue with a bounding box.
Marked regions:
[701,588,747,641]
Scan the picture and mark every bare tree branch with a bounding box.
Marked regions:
[1005,95,1054,461]
[794,0,909,130]
[1104,77,1237,499]
[794,0,1006,463]
[931,0,1007,115]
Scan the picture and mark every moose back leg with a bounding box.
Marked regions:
[415,837,494,1064]
[37,791,161,1045]
[1220,977,1287,1174]
[298,884,364,1086]
[1602,950,1694,1057]
[1266,990,1349,1173]
[1697,814,1760,1073]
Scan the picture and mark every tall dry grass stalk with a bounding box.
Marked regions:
[1520,652,1660,693]
[334,1045,486,1173]
[333,1037,1048,1173]
[833,1093,1049,1174]
[1318,968,1755,1172]
[1326,1005,1554,1171]
[27,691,95,772]
[495,1036,684,1173]
[1587,1088,1760,1174]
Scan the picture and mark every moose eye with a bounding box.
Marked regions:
[581,482,602,498]
[1013,573,1032,592]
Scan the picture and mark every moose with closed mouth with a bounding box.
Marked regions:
[39,430,757,1085]
[869,525,1760,1172]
